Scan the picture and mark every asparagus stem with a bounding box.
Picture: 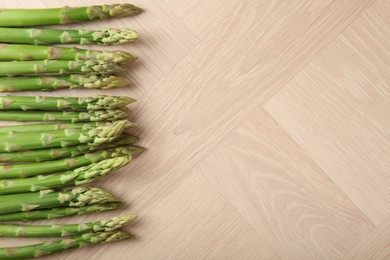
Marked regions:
[0,215,136,237]
[0,120,126,152]
[0,231,132,259]
[0,4,143,27]
[0,147,136,179]
[0,95,136,110]
[0,135,140,162]
[0,60,123,76]
[0,187,117,214]
[0,28,139,45]
[0,75,130,92]
[0,108,129,122]
[0,120,136,133]
[0,44,137,63]
[0,202,123,221]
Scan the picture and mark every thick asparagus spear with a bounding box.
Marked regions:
[0,187,117,214]
[0,147,136,179]
[0,27,139,45]
[0,108,129,122]
[0,120,136,133]
[0,60,122,76]
[0,202,123,222]
[0,44,137,63]
[0,215,136,237]
[0,95,136,110]
[0,135,140,162]
[0,4,143,27]
[0,120,125,152]
[0,75,130,92]
[0,231,132,259]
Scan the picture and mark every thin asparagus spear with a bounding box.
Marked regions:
[0,27,139,45]
[0,44,137,63]
[0,202,123,221]
[0,215,136,237]
[0,135,140,162]
[0,108,129,122]
[0,147,136,179]
[0,4,143,27]
[0,75,130,92]
[0,231,132,259]
[0,95,136,110]
[0,187,117,214]
[0,60,122,76]
[0,120,125,152]
[0,120,136,133]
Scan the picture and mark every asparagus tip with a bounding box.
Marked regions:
[114,51,138,64]
[101,29,140,45]
[108,4,144,17]
[77,187,118,205]
[87,60,124,74]
[86,231,133,244]
[89,95,135,109]
[121,120,137,129]
[100,76,130,89]
[91,120,126,145]
[130,145,146,156]
[126,97,137,104]
[103,215,137,231]
[104,231,134,242]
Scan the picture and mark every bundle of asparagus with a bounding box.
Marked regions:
[0,2,146,259]
[0,5,141,90]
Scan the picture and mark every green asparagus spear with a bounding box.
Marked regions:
[0,44,137,63]
[0,60,122,76]
[0,122,92,133]
[0,75,130,92]
[0,231,132,259]
[0,120,136,133]
[0,95,136,110]
[0,147,136,179]
[0,4,143,27]
[0,215,136,237]
[0,202,123,222]
[0,120,136,134]
[0,27,139,45]
[0,108,129,122]
[0,187,117,214]
[0,135,140,162]
[0,120,125,152]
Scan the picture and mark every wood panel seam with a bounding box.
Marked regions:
[193,166,285,259]
[158,0,201,41]
[154,0,201,41]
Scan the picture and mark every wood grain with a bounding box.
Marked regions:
[0,0,389,259]
[197,109,374,259]
[265,0,390,225]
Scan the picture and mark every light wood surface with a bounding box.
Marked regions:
[0,0,389,259]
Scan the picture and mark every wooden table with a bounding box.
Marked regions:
[1,0,389,259]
